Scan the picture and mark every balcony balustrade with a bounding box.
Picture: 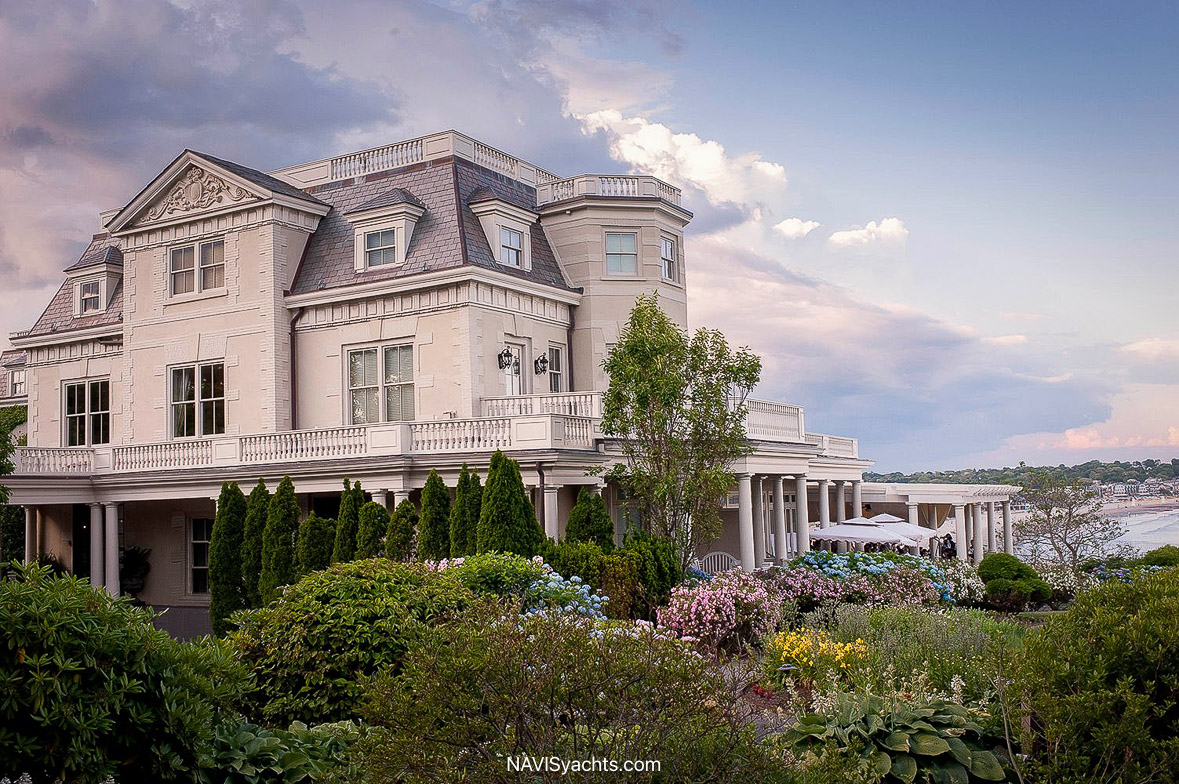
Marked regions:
[535,174,682,207]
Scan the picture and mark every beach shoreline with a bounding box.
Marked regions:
[1105,500,1179,518]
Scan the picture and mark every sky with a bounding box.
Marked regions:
[0,0,1176,472]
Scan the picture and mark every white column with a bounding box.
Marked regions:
[852,480,863,517]
[103,504,120,597]
[89,504,105,589]
[737,474,755,570]
[23,507,36,562]
[952,503,967,562]
[1002,500,1013,554]
[986,501,997,553]
[543,485,561,540]
[972,503,985,565]
[751,476,765,567]
[393,489,410,506]
[907,502,919,525]
[795,475,810,554]
[835,481,847,522]
[772,476,788,563]
[817,479,831,528]
[372,490,388,508]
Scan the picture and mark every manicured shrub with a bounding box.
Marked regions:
[448,464,481,557]
[564,487,615,550]
[417,470,451,560]
[1140,543,1179,567]
[539,537,606,586]
[295,513,335,579]
[599,550,642,619]
[385,499,418,561]
[429,552,607,618]
[1017,569,1179,782]
[356,501,390,559]
[259,476,299,604]
[660,569,784,651]
[0,564,243,783]
[977,552,1050,611]
[231,559,473,725]
[209,481,248,637]
[198,718,358,784]
[620,532,682,618]
[241,479,270,608]
[476,450,543,556]
[331,479,360,564]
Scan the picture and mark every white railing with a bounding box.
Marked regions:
[241,426,368,464]
[804,432,859,459]
[410,418,513,453]
[329,139,424,180]
[473,140,519,178]
[741,398,804,442]
[114,441,213,471]
[15,447,93,474]
[535,174,683,206]
[560,416,595,448]
[482,392,602,418]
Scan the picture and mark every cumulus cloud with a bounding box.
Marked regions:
[774,218,822,239]
[1121,337,1179,363]
[828,217,909,248]
[983,334,1028,346]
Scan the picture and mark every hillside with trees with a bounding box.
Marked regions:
[866,458,1179,485]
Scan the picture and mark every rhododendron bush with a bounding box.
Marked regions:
[658,570,782,651]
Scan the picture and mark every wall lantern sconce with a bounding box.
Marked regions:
[497,347,514,370]
[534,353,549,375]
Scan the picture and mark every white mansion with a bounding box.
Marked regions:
[3,131,1016,635]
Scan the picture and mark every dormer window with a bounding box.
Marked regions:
[345,189,426,274]
[365,230,397,268]
[470,196,536,272]
[170,239,225,298]
[500,227,523,267]
[80,281,101,314]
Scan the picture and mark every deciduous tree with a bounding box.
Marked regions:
[259,476,299,603]
[1016,471,1130,567]
[209,482,248,636]
[418,470,452,560]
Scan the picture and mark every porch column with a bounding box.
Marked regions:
[772,476,788,564]
[751,476,765,567]
[952,503,967,561]
[23,506,36,562]
[393,489,410,506]
[851,480,863,517]
[372,490,388,509]
[737,474,755,571]
[972,503,985,564]
[89,504,105,589]
[794,475,811,554]
[986,501,997,553]
[543,485,561,540]
[906,502,919,526]
[817,479,831,528]
[1002,500,1014,554]
[103,503,120,597]
[835,481,847,522]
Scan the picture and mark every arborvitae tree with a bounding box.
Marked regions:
[418,470,452,560]
[356,502,390,558]
[259,476,299,603]
[209,482,248,636]
[564,487,615,551]
[477,450,543,557]
[386,499,419,562]
[241,480,270,608]
[295,513,335,579]
[449,465,482,557]
[332,479,360,564]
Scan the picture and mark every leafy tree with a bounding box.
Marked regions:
[331,479,361,564]
[259,476,299,603]
[418,470,452,560]
[448,465,482,558]
[601,293,761,570]
[477,450,543,557]
[241,480,270,608]
[386,499,419,561]
[295,513,336,579]
[208,482,248,637]
[0,504,22,564]
[1016,471,1130,567]
[563,487,615,551]
[356,502,390,559]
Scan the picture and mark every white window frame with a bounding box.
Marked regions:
[503,343,526,396]
[363,228,397,268]
[660,235,678,282]
[10,369,26,397]
[346,343,415,425]
[547,344,564,393]
[605,231,639,276]
[62,378,110,447]
[79,280,101,314]
[470,200,536,272]
[190,517,213,595]
[169,362,226,439]
[500,226,524,267]
[169,238,225,299]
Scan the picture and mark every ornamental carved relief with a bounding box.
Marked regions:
[141,166,255,222]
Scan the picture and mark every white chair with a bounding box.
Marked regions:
[699,551,740,575]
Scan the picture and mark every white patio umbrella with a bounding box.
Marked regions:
[868,513,907,523]
[809,520,918,547]
[878,522,939,543]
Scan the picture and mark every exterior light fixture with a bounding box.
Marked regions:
[534,353,549,375]
[497,347,514,370]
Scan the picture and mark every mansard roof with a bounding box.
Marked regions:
[63,233,123,273]
[23,234,124,340]
[0,350,25,368]
[346,187,426,214]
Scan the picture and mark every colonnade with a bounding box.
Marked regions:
[949,500,1013,562]
[735,475,865,570]
[22,503,122,597]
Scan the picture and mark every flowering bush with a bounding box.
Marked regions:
[425,552,608,619]
[658,569,783,651]
[768,551,947,607]
[766,628,869,690]
[939,559,986,605]
[1037,563,1100,604]
[1090,563,1166,584]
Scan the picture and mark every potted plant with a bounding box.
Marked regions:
[120,545,152,600]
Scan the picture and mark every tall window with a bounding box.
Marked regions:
[200,240,224,290]
[606,232,638,275]
[500,227,523,267]
[171,363,225,437]
[348,344,414,424]
[660,236,677,282]
[548,345,563,393]
[64,379,109,447]
[190,517,213,594]
[10,369,26,396]
[365,229,396,267]
[80,281,101,314]
[170,246,195,295]
[170,239,225,296]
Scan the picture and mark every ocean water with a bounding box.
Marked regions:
[1117,508,1179,553]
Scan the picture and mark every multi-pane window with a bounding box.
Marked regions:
[500,227,523,267]
[365,230,396,267]
[64,379,109,447]
[190,517,213,594]
[170,239,225,296]
[10,370,26,396]
[80,281,101,314]
[348,344,414,424]
[606,232,638,275]
[660,236,677,282]
[171,363,225,438]
[548,346,563,393]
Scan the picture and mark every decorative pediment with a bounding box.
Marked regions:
[136,166,258,226]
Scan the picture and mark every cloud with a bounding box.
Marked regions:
[774,218,822,239]
[1121,337,1179,363]
[828,217,909,248]
[983,334,1028,346]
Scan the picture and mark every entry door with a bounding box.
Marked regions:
[503,344,524,396]
[71,504,91,579]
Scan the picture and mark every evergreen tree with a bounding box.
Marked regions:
[386,499,419,561]
[295,513,335,578]
[449,465,482,557]
[418,470,452,560]
[259,476,299,603]
[332,479,360,564]
[208,482,248,636]
[477,450,543,556]
[564,487,615,551]
[241,480,270,608]
[356,502,390,558]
